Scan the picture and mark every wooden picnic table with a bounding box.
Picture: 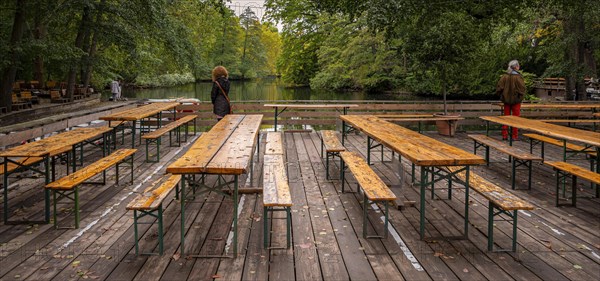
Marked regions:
[264,103,358,132]
[481,115,600,148]
[166,114,263,257]
[340,115,485,240]
[1,126,113,224]
[481,115,600,174]
[100,102,180,148]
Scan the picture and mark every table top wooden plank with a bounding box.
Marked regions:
[99,102,179,121]
[264,103,358,109]
[593,112,600,117]
[481,115,600,147]
[0,126,112,157]
[341,115,485,166]
[494,103,600,109]
[206,114,263,174]
[263,154,292,207]
[265,132,284,155]
[166,115,244,174]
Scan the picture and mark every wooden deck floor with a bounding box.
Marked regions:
[1,129,599,280]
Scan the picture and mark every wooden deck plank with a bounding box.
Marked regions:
[283,133,323,281]
[292,133,350,280]
[304,133,395,280]
[1,129,600,281]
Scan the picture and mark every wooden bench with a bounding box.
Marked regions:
[340,151,396,238]
[544,161,600,206]
[265,131,284,155]
[11,94,31,111]
[126,174,181,255]
[524,133,597,160]
[468,134,542,190]
[263,142,292,249]
[319,130,345,179]
[50,90,69,103]
[141,115,197,162]
[45,148,136,229]
[444,166,535,252]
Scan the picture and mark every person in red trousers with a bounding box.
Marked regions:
[496,59,526,140]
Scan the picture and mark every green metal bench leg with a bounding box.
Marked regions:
[286,207,291,248]
[488,201,519,252]
[263,207,268,248]
[134,210,139,255]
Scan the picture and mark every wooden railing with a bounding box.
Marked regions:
[3,100,598,148]
[168,100,600,130]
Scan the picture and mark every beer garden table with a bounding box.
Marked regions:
[166,114,263,257]
[340,115,486,240]
[1,126,112,224]
[100,102,180,148]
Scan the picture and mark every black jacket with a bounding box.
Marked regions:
[211,77,231,117]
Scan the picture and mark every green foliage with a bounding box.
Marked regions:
[0,0,282,92]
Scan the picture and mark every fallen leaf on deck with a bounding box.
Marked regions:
[573,265,582,269]
[463,268,469,273]
[434,252,443,257]
[297,243,312,249]
[172,253,180,261]
[212,274,222,278]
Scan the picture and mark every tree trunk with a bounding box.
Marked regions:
[0,0,27,113]
[33,4,47,84]
[66,4,92,101]
[82,0,107,90]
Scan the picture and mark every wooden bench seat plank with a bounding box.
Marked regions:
[263,154,292,207]
[126,174,182,210]
[468,134,542,161]
[544,161,600,184]
[265,132,284,155]
[384,117,465,122]
[141,115,197,139]
[207,115,262,174]
[340,151,396,201]
[46,148,136,190]
[524,133,597,157]
[321,130,345,152]
[166,115,244,174]
[445,166,534,211]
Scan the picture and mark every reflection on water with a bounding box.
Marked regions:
[123,77,414,101]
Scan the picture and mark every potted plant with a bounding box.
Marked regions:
[431,68,461,136]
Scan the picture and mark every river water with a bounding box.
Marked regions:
[121,77,416,101]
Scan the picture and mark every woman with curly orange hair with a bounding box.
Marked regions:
[211,66,231,121]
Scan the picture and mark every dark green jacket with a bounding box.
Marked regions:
[496,72,526,105]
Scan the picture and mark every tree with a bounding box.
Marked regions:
[1,0,27,113]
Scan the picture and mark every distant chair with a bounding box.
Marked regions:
[46,80,57,89]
